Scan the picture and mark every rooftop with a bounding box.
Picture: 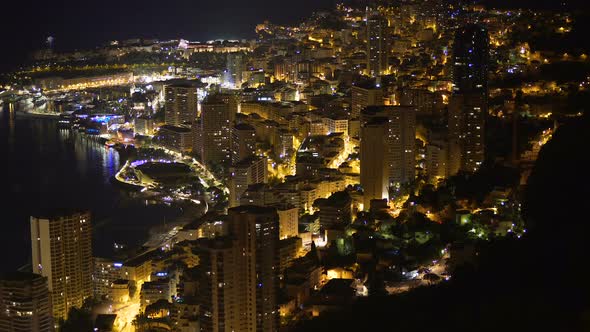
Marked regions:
[232,155,265,168]
[233,123,255,131]
[320,191,352,206]
[159,125,192,133]
[31,209,90,221]
[229,205,278,215]
[164,79,206,88]
[195,237,234,250]
[319,278,355,296]
[0,272,45,282]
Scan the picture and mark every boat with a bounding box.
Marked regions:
[33,96,47,108]
[17,97,34,111]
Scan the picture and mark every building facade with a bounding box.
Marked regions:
[449,24,489,174]
[276,205,299,240]
[228,206,280,332]
[229,156,269,208]
[0,272,53,332]
[195,95,236,165]
[361,105,416,200]
[360,117,389,208]
[164,83,199,126]
[196,238,239,332]
[367,14,389,77]
[387,106,416,186]
[351,85,383,119]
[231,123,257,165]
[448,93,486,174]
[158,125,193,153]
[31,211,93,321]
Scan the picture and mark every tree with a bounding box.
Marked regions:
[295,111,590,332]
[58,307,93,332]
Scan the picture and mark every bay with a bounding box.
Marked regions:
[0,104,181,271]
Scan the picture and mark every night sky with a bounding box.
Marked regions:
[1,0,588,71]
[1,0,336,70]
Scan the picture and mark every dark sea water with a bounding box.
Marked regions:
[0,104,181,271]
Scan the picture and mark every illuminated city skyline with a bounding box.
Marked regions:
[1,0,590,331]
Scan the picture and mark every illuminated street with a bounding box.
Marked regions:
[113,300,140,332]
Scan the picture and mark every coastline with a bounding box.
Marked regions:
[4,106,210,264]
[110,175,145,192]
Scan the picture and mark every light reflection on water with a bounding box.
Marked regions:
[0,103,179,271]
[58,128,120,183]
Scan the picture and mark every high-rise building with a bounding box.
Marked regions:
[196,238,239,332]
[400,88,443,115]
[452,24,489,95]
[449,24,489,174]
[231,123,256,165]
[367,14,389,77]
[387,106,416,185]
[351,84,383,119]
[0,272,53,332]
[360,117,389,208]
[276,204,299,240]
[228,205,279,332]
[157,125,193,153]
[195,95,236,165]
[449,94,486,173]
[31,211,93,321]
[219,93,240,120]
[426,141,448,181]
[164,83,199,126]
[276,129,294,159]
[229,156,268,208]
[316,191,353,228]
[226,53,245,88]
[361,106,416,192]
